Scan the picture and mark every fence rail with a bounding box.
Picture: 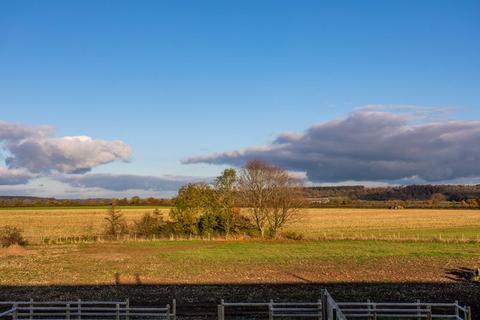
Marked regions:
[0,293,472,320]
[217,290,471,320]
[0,300,175,320]
[336,300,471,320]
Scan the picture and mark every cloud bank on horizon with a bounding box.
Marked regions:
[184,109,480,184]
[1,107,480,197]
[58,173,205,192]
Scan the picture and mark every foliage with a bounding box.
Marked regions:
[281,230,304,240]
[170,169,258,237]
[211,168,238,236]
[170,183,213,236]
[132,209,172,237]
[0,196,173,208]
[0,225,27,247]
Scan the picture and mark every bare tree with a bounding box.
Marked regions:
[267,171,305,237]
[238,160,304,238]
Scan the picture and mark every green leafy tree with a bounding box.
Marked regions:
[212,168,237,236]
[170,183,212,236]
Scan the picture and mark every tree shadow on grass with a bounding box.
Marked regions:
[445,267,476,282]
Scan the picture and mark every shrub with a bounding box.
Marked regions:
[0,226,27,247]
[104,205,128,238]
[281,230,304,240]
[198,213,219,237]
[132,210,172,238]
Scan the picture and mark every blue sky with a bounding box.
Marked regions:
[0,1,479,197]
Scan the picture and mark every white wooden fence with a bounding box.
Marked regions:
[217,289,347,320]
[337,300,471,320]
[0,294,472,320]
[217,290,471,320]
[0,300,175,320]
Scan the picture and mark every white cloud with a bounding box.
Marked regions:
[0,120,132,184]
[6,135,131,174]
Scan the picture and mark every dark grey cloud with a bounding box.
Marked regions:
[58,173,209,192]
[0,121,132,185]
[184,110,480,183]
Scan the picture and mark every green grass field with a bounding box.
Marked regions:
[1,239,478,285]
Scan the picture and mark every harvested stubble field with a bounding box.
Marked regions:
[1,207,479,241]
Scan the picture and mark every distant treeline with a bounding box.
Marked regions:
[304,185,480,201]
[0,196,173,207]
[1,184,480,209]
[305,185,480,208]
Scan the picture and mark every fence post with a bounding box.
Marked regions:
[166,304,170,320]
[67,303,70,320]
[78,299,82,320]
[172,299,176,320]
[318,299,322,320]
[367,299,371,320]
[417,299,421,320]
[427,305,432,320]
[126,298,130,320]
[116,303,120,320]
[13,303,18,320]
[454,300,459,320]
[467,307,472,320]
[269,300,273,320]
[372,303,377,320]
[29,298,33,320]
[218,299,225,320]
[321,290,328,320]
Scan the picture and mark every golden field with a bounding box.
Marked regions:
[1,207,479,242]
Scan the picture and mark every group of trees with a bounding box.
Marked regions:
[170,160,305,238]
[103,206,171,239]
[104,160,305,239]
[305,184,480,202]
[305,185,480,209]
[169,168,252,237]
